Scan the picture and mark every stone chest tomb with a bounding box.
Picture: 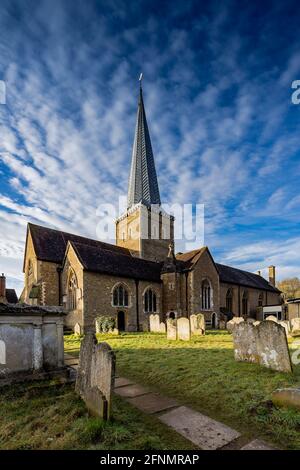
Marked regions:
[0,303,65,378]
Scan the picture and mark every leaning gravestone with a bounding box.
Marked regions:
[160,322,166,333]
[167,319,177,340]
[232,321,292,373]
[256,321,292,373]
[226,317,244,333]
[177,317,191,341]
[76,332,116,420]
[149,314,160,332]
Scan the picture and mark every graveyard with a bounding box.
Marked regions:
[0,324,300,450]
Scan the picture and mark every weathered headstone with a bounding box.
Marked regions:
[257,321,292,373]
[265,315,278,323]
[291,318,300,334]
[278,320,290,338]
[232,321,292,373]
[149,314,160,332]
[160,322,166,333]
[190,314,205,335]
[253,321,261,326]
[167,319,177,340]
[177,317,191,341]
[232,322,258,363]
[74,322,82,335]
[76,333,116,420]
[226,317,244,333]
[246,318,255,324]
[218,320,226,330]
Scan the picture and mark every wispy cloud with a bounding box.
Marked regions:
[0,0,300,294]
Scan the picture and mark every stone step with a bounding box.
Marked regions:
[159,405,241,450]
[114,383,151,398]
[127,392,178,414]
[241,439,276,450]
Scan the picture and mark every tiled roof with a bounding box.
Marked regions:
[28,223,131,265]
[5,289,18,303]
[127,86,161,208]
[216,263,280,293]
[176,247,207,267]
[71,241,162,282]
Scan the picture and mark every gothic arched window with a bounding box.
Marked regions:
[68,271,78,310]
[226,289,233,312]
[144,288,157,313]
[201,280,212,310]
[113,284,129,307]
[242,290,248,316]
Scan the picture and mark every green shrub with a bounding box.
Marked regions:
[96,316,116,333]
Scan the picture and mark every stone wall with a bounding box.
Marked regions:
[189,250,220,324]
[81,271,162,332]
[0,304,65,377]
[220,282,281,318]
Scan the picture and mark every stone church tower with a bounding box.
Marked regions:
[116,83,174,262]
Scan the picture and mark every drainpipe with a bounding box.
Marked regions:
[135,279,140,331]
[238,285,241,317]
[185,271,189,317]
[57,267,62,306]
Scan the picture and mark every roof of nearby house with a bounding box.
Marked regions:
[5,289,18,303]
[70,241,162,282]
[216,263,280,293]
[26,223,131,267]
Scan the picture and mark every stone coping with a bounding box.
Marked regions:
[0,303,66,316]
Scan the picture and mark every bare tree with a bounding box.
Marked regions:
[277,277,300,299]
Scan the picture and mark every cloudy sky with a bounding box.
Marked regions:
[1,0,300,295]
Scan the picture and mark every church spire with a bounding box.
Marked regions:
[127,77,161,209]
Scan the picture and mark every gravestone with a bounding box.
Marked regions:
[278,320,290,338]
[167,319,177,340]
[247,318,255,324]
[232,321,292,373]
[256,321,292,373]
[253,321,261,326]
[149,314,160,332]
[74,322,82,335]
[177,317,191,341]
[76,333,116,420]
[291,318,300,334]
[160,322,166,333]
[265,315,278,323]
[218,320,226,330]
[190,314,205,335]
[226,317,244,333]
[232,322,258,363]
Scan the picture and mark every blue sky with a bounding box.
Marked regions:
[1,0,300,294]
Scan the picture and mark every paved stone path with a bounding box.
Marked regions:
[65,353,276,450]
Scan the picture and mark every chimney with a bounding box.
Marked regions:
[269,266,276,286]
[0,273,6,298]
[257,270,261,276]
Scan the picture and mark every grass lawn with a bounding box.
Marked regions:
[65,330,300,450]
[0,379,194,450]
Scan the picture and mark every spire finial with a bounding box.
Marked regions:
[139,73,143,90]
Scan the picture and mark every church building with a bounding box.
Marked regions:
[21,84,281,332]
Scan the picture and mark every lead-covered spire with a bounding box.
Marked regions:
[127,80,161,209]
